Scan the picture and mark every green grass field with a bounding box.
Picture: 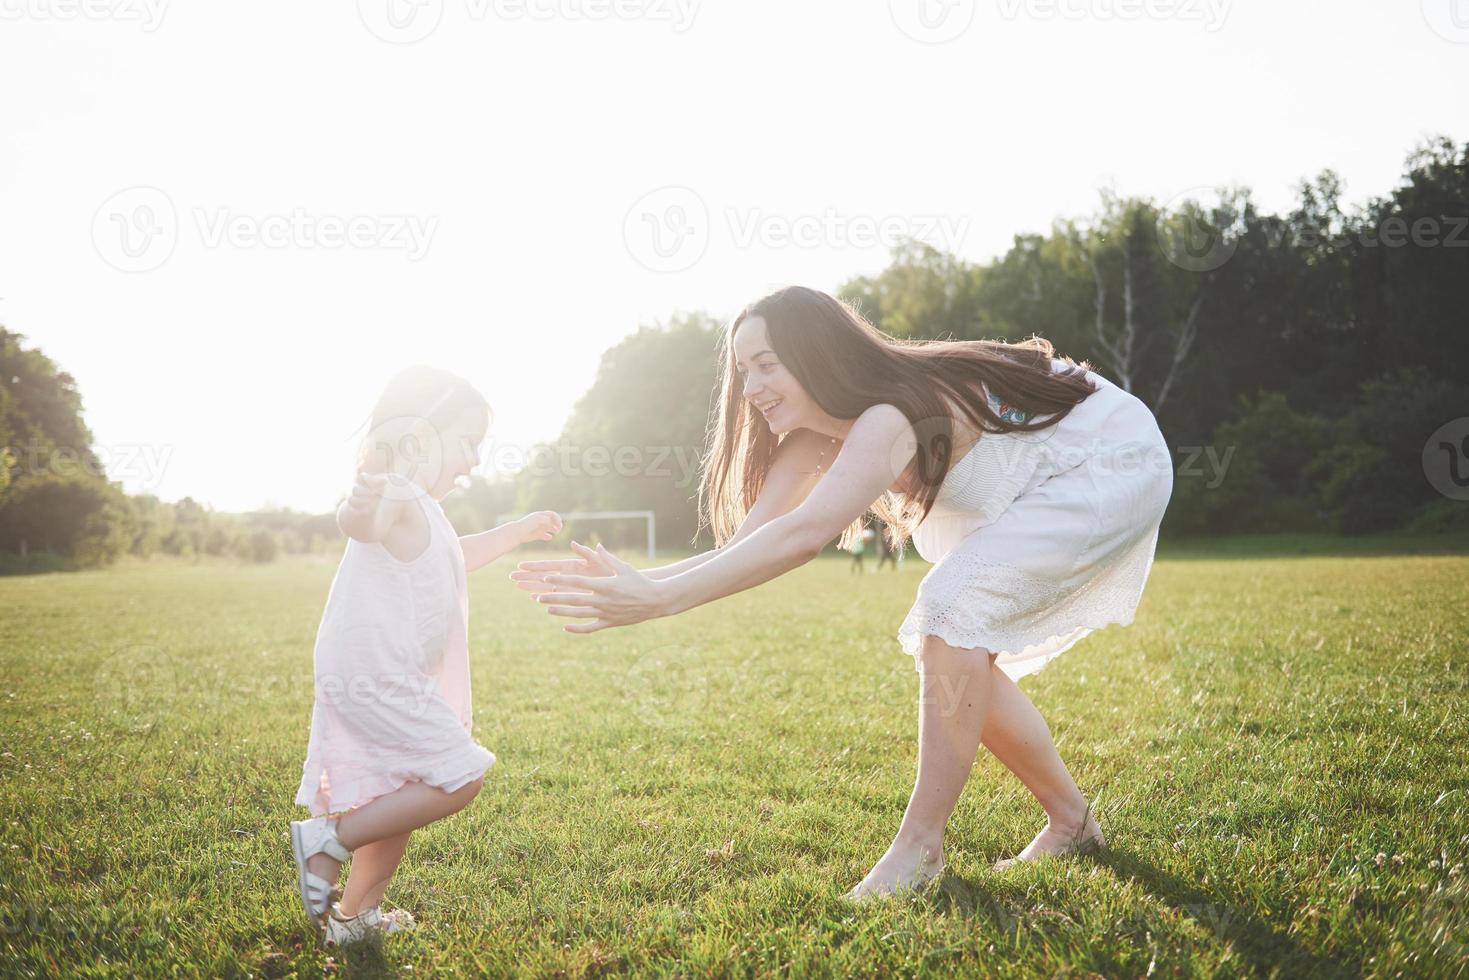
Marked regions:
[2,541,1468,978]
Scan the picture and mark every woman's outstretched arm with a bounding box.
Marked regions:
[511,427,831,590]
[536,405,916,632]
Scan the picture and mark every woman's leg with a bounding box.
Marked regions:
[980,665,1103,865]
[337,832,411,917]
[849,634,995,898]
[306,777,484,889]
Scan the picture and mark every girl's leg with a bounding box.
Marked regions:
[337,777,483,849]
[338,832,411,917]
[980,664,1103,863]
[305,777,484,888]
[850,635,995,898]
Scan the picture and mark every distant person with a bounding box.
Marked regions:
[516,286,1172,898]
[848,526,866,573]
[876,525,899,571]
[289,366,561,946]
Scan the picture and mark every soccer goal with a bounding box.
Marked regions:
[500,510,656,560]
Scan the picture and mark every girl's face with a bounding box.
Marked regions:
[733,316,820,436]
[429,408,489,499]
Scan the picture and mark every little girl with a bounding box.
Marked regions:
[290,365,560,946]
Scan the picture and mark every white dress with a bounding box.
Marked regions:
[896,359,1173,681]
[295,482,494,816]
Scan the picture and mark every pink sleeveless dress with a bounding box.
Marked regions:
[295,483,494,816]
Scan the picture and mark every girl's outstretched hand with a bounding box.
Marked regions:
[528,541,670,633]
[347,471,390,513]
[516,510,564,544]
[338,471,399,542]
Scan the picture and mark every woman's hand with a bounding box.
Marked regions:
[525,541,672,633]
[515,510,564,544]
[510,539,612,594]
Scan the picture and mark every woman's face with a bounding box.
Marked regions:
[733,315,817,436]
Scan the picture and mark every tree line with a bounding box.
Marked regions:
[494,137,1468,547]
[3,137,1465,570]
[0,328,339,572]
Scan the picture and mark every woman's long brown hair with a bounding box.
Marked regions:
[697,286,1097,551]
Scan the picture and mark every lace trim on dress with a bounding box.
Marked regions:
[896,535,1156,666]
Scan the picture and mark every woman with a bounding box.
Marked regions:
[512,286,1173,898]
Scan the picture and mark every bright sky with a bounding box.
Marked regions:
[2,0,1464,512]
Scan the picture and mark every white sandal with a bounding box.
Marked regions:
[322,901,378,947]
[320,904,415,945]
[376,907,416,933]
[289,817,351,927]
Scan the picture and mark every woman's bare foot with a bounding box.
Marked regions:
[993,805,1104,870]
[846,840,945,900]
